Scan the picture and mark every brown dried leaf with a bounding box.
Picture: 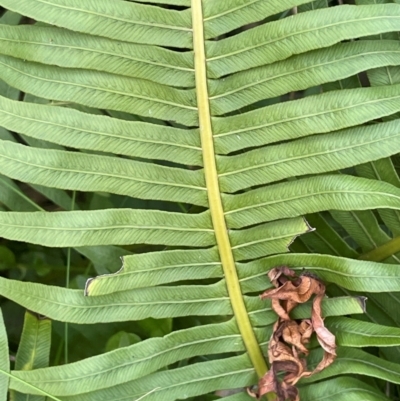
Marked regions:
[250,363,300,401]
[298,319,313,343]
[268,266,297,287]
[280,320,309,355]
[312,294,336,356]
[260,270,326,323]
[249,267,337,401]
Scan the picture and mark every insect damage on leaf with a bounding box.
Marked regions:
[248,267,337,401]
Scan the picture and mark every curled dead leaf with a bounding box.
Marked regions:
[248,362,300,401]
[249,267,337,401]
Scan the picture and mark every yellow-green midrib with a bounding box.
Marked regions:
[191,0,269,381]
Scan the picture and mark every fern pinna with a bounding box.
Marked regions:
[0,1,400,400]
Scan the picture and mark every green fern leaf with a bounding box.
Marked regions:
[0,1,400,400]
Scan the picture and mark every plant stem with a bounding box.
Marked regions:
[359,235,400,261]
[0,177,43,211]
[64,191,76,364]
[191,0,271,395]
[0,369,62,401]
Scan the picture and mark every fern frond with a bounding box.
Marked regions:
[0,1,400,400]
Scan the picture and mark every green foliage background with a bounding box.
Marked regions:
[1,0,400,400]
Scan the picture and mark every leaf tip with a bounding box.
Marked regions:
[84,277,94,296]
[84,256,126,296]
[356,296,368,313]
